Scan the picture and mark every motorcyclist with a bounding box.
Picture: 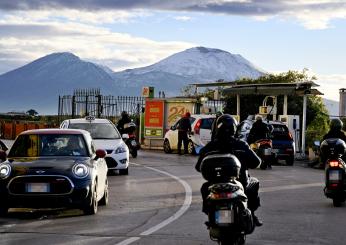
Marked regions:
[320,118,346,167]
[195,114,263,226]
[211,111,223,141]
[117,111,132,135]
[247,115,271,144]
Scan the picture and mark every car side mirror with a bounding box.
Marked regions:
[0,150,7,162]
[122,133,129,139]
[95,149,107,159]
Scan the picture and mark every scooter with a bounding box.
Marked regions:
[321,138,346,207]
[250,139,274,170]
[122,121,139,158]
[200,153,255,245]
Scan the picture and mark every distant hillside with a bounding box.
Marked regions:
[0,47,265,114]
[324,98,339,117]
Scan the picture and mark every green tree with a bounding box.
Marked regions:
[26,109,39,116]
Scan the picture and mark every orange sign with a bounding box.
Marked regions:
[145,100,164,128]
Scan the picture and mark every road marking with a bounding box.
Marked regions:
[260,182,323,193]
[115,162,192,245]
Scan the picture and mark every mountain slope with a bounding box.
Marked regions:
[112,47,265,96]
[0,52,118,114]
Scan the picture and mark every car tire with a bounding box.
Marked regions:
[119,167,129,175]
[163,139,172,153]
[83,184,98,215]
[187,140,196,155]
[286,156,294,166]
[0,206,8,217]
[99,179,109,206]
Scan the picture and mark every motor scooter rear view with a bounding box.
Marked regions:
[320,138,346,207]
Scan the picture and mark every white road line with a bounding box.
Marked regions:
[115,162,192,245]
[260,182,323,193]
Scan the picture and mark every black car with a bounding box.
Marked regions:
[0,129,109,216]
[236,119,295,165]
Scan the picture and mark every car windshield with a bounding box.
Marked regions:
[68,123,120,139]
[8,134,88,157]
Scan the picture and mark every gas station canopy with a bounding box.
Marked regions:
[191,81,323,96]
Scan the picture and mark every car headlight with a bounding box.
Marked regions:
[115,145,127,154]
[0,163,11,180]
[72,163,89,179]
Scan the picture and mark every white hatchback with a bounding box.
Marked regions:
[163,114,216,154]
[60,117,129,175]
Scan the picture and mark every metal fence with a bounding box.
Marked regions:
[58,89,145,121]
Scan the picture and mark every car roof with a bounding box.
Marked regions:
[20,128,89,135]
[190,114,216,119]
[65,117,111,124]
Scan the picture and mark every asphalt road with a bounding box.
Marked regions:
[0,149,345,245]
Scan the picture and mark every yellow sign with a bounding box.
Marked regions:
[145,128,163,137]
[166,102,194,127]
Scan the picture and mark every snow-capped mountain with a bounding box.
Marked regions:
[0,47,265,114]
[0,52,118,114]
[112,47,265,95]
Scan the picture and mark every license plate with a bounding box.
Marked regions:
[26,183,50,193]
[264,148,272,155]
[329,170,341,181]
[215,209,234,224]
[131,140,137,147]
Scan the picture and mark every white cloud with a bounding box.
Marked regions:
[174,16,193,21]
[315,74,346,101]
[0,12,195,74]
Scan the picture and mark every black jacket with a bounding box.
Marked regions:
[195,137,261,187]
[177,117,191,132]
[322,129,346,143]
[117,116,131,134]
[247,120,270,144]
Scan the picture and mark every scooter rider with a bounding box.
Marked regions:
[117,111,132,135]
[320,118,346,166]
[195,114,263,226]
[247,115,271,145]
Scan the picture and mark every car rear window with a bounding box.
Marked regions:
[272,125,291,140]
[68,123,120,139]
[200,118,215,129]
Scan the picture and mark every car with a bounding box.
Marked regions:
[60,117,129,175]
[236,118,295,165]
[0,129,109,216]
[163,114,216,154]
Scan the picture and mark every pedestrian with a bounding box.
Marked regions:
[177,112,192,155]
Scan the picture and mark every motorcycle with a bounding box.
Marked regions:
[250,139,274,170]
[321,138,346,207]
[200,153,255,245]
[122,121,139,158]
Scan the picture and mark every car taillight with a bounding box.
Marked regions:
[194,119,201,135]
[288,132,293,140]
[329,160,342,168]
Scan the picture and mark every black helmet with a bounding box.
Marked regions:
[121,111,128,118]
[330,118,343,131]
[215,114,238,142]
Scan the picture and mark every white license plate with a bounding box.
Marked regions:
[264,148,272,155]
[329,170,341,181]
[131,140,137,147]
[26,183,50,193]
[215,209,234,224]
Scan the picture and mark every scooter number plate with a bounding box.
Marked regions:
[329,170,341,181]
[215,209,234,224]
[131,140,137,147]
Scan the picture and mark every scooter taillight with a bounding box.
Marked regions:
[329,160,342,168]
[210,192,232,200]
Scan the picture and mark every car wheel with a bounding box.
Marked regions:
[187,140,196,155]
[99,179,109,206]
[163,139,172,153]
[0,206,8,217]
[83,184,98,215]
[119,167,129,175]
[286,156,294,166]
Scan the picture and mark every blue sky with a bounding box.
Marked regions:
[0,0,346,101]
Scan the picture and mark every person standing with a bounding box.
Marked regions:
[177,112,192,155]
